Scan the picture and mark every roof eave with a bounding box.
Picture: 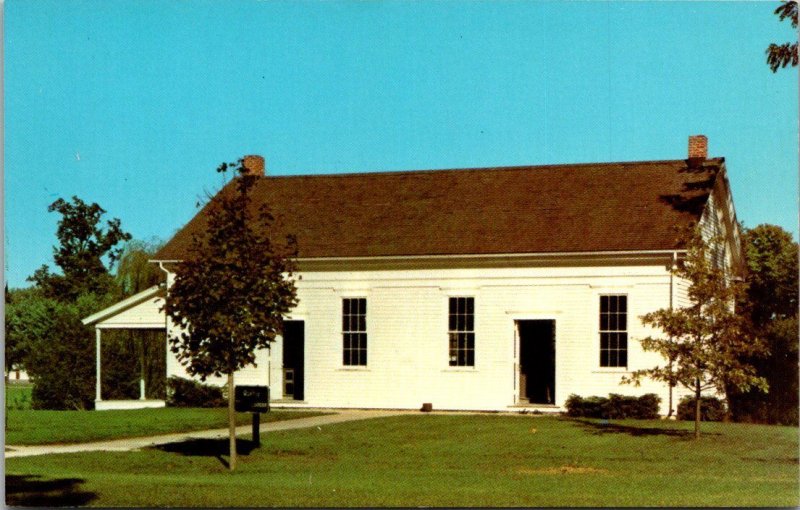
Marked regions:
[81,285,165,326]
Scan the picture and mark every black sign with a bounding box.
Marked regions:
[234,385,270,413]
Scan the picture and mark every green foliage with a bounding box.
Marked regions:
[28,196,131,299]
[677,396,727,422]
[166,376,226,408]
[9,195,168,410]
[565,394,607,418]
[115,238,164,297]
[742,224,798,324]
[12,292,113,409]
[623,227,768,437]
[165,159,298,380]
[5,287,33,378]
[728,224,799,425]
[564,393,661,419]
[102,330,167,401]
[767,1,798,72]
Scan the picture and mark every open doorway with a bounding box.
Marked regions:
[282,320,305,401]
[517,320,556,405]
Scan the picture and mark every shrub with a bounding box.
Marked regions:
[565,393,661,419]
[565,394,607,418]
[677,396,727,422]
[607,393,661,420]
[166,376,226,408]
[23,298,98,410]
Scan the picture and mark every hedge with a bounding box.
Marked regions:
[166,376,226,408]
[565,393,661,419]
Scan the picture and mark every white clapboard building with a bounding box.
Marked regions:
[83,135,742,413]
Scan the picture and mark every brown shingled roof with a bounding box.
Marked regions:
[153,158,722,261]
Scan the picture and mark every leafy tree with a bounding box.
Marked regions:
[728,224,798,424]
[29,196,131,299]
[623,228,768,438]
[110,238,167,399]
[165,158,298,471]
[17,196,131,408]
[115,238,165,298]
[767,1,798,72]
[7,290,111,409]
[5,287,32,381]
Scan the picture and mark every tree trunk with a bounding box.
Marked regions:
[228,372,237,471]
[694,379,701,440]
[667,360,674,418]
[668,378,674,418]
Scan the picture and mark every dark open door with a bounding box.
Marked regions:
[517,320,556,404]
[282,320,304,401]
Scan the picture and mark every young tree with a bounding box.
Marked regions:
[29,196,131,299]
[165,158,298,471]
[767,1,798,72]
[623,228,768,438]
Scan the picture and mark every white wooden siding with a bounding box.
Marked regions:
[164,261,688,414]
[97,297,165,328]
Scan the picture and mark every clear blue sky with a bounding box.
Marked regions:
[5,0,798,288]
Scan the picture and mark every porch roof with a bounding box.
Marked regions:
[81,285,166,328]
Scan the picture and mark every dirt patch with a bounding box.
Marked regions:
[517,465,608,475]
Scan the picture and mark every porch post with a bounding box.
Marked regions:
[139,332,146,400]
[95,328,102,402]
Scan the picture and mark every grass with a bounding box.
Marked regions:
[6,408,326,445]
[6,414,798,507]
[6,383,34,411]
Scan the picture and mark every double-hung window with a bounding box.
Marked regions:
[448,297,475,367]
[599,294,627,368]
[343,298,367,366]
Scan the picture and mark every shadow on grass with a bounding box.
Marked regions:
[6,474,97,507]
[567,418,721,439]
[153,437,259,468]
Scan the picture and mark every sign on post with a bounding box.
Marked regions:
[234,385,270,447]
[234,385,270,413]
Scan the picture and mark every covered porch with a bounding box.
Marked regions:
[82,285,168,410]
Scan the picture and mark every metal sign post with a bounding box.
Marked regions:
[251,412,261,446]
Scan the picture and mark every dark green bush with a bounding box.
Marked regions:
[565,393,661,419]
[677,396,727,422]
[565,394,606,417]
[166,376,226,408]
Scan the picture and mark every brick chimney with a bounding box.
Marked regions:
[688,135,708,159]
[242,155,265,177]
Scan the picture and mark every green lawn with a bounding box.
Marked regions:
[6,414,798,507]
[6,408,326,445]
[6,383,34,410]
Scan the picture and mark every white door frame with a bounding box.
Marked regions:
[511,314,559,405]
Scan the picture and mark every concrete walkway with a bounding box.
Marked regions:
[5,409,402,458]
